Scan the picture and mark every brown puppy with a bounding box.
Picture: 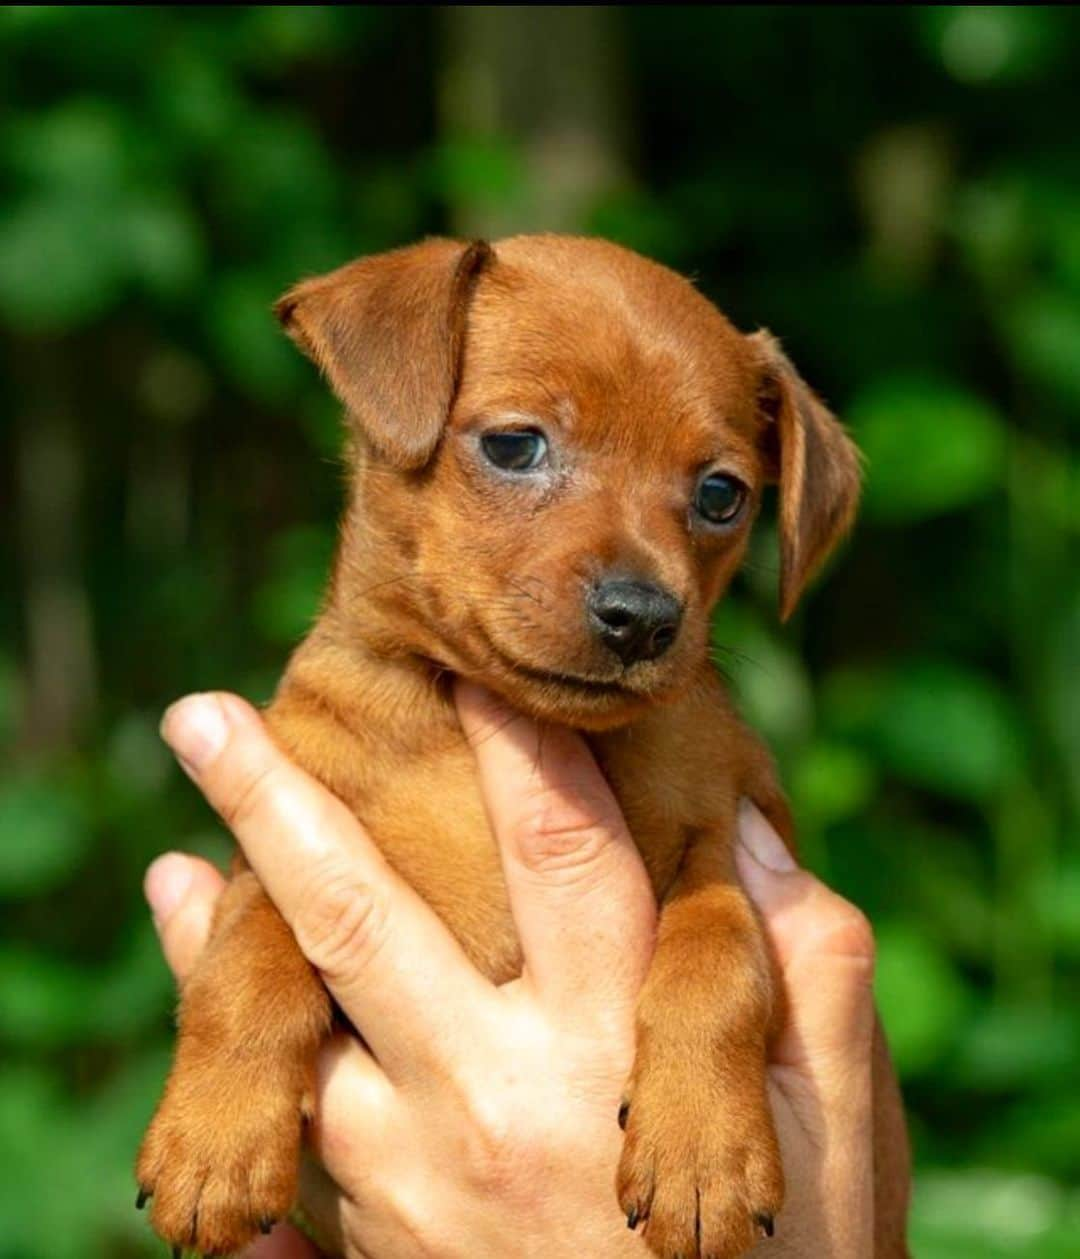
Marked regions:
[137,236,910,1258]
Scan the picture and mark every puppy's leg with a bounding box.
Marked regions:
[616,827,783,1259]
[137,869,331,1255]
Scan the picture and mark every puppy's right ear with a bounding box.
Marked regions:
[749,330,862,621]
[275,238,492,468]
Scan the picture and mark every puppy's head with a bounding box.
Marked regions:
[277,235,860,730]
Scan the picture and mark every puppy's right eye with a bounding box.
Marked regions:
[480,430,548,472]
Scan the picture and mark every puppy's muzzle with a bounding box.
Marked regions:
[588,579,683,667]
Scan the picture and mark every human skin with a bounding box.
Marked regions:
[145,683,878,1258]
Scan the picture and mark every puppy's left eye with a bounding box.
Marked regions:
[694,472,747,525]
[481,429,548,472]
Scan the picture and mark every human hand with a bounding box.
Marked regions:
[735,802,878,1257]
[147,685,880,1258]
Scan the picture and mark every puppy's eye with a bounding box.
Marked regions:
[480,429,548,472]
[694,472,747,525]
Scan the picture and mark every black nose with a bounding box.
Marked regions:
[587,580,683,667]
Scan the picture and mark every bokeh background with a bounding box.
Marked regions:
[1,6,1078,1257]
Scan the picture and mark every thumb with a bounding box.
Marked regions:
[144,853,226,983]
[735,801,876,1073]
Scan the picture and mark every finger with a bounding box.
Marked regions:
[144,853,226,982]
[735,800,875,1071]
[455,680,656,1017]
[159,692,492,1079]
[739,802,877,1250]
[308,1032,395,1190]
[241,1221,322,1258]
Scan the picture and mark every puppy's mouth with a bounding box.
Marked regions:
[490,646,633,697]
[460,620,677,725]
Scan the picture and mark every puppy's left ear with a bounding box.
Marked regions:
[749,330,862,621]
[275,237,492,468]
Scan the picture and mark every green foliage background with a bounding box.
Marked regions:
[1,7,1077,1256]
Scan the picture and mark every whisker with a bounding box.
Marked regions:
[708,645,767,679]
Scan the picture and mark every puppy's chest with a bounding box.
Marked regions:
[271,686,735,984]
[269,659,745,982]
[342,735,699,983]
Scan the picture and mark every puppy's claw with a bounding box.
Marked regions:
[626,1207,639,1230]
[259,1216,275,1235]
[617,1100,630,1130]
[755,1210,775,1238]
[135,1187,150,1210]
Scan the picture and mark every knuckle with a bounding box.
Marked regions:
[514,790,616,879]
[314,1107,359,1170]
[459,1085,539,1196]
[816,900,877,970]
[293,868,387,980]
[218,757,282,834]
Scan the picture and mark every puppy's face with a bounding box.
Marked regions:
[278,236,860,729]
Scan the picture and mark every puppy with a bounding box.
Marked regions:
[137,235,910,1258]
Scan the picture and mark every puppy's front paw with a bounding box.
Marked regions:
[136,1053,308,1255]
[616,1046,782,1259]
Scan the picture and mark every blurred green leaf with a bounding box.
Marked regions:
[0,195,123,329]
[875,924,971,1074]
[898,823,995,960]
[0,772,88,896]
[6,99,134,193]
[850,376,1007,522]
[956,1004,1080,1089]
[790,741,877,826]
[983,1097,1080,1181]
[253,525,336,644]
[1032,854,1080,956]
[151,45,246,148]
[0,1050,173,1259]
[105,714,173,801]
[587,189,684,263]
[0,928,172,1048]
[923,7,1058,84]
[214,112,339,228]
[0,949,95,1045]
[711,605,814,748]
[954,177,1034,286]
[425,137,526,205]
[123,193,204,299]
[208,269,307,402]
[0,654,18,747]
[824,661,1022,800]
[235,5,344,69]
[911,1168,1078,1258]
[1005,289,1080,410]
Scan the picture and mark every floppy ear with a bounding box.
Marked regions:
[275,237,492,468]
[748,330,862,621]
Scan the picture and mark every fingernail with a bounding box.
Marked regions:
[738,800,797,873]
[161,695,227,773]
[145,853,195,926]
